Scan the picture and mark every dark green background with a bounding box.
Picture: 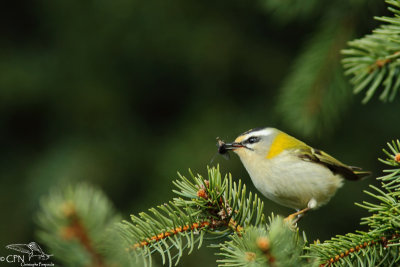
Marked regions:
[1,0,399,266]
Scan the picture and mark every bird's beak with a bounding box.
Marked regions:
[217,139,246,158]
[223,142,245,150]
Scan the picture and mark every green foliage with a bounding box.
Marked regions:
[217,216,305,267]
[265,0,378,138]
[260,0,320,23]
[307,140,400,266]
[35,183,122,266]
[34,168,307,267]
[342,0,400,103]
[276,20,352,137]
[119,166,265,266]
[265,0,388,138]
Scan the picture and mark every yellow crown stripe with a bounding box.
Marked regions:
[266,132,305,159]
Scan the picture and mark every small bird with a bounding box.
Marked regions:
[217,127,370,222]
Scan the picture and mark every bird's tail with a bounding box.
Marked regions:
[350,166,372,180]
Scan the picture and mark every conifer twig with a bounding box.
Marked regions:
[342,0,400,103]
[35,183,120,267]
[307,140,400,266]
[60,202,106,267]
[119,166,265,266]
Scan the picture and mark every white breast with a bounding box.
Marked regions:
[238,151,343,210]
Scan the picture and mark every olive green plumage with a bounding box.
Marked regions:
[296,146,371,181]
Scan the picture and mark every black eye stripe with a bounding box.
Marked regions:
[246,136,260,144]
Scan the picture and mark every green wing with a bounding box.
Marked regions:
[296,147,371,181]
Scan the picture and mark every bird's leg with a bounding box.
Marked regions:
[284,207,311,223]
[284,198,317,223]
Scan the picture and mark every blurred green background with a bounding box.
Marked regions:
[1,0,399,266]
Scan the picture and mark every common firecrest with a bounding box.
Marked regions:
[218,127,370,221]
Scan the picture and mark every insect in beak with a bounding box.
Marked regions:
[216,138,246,160]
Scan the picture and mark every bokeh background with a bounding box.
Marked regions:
[1,0,400,266]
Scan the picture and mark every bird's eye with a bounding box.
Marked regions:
[247,136,259,144]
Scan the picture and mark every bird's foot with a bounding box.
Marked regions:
[284,213,297,223]
[284,207,311,224]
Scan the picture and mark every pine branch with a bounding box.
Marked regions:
[260,0,320,24]
[307,140,400,266]
[35,183,121,267]
[342,0,400,103]
[119,166,265,266]
[276,19,353,137]
[217,216,305,267]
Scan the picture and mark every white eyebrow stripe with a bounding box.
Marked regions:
[243,128,274,138]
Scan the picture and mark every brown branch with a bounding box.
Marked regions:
[319,235,400,266]
[368,51,400,73]
[130,221,210,249]
[131,178,244,250]
[60,202,106,267]
[304,19,354,117]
